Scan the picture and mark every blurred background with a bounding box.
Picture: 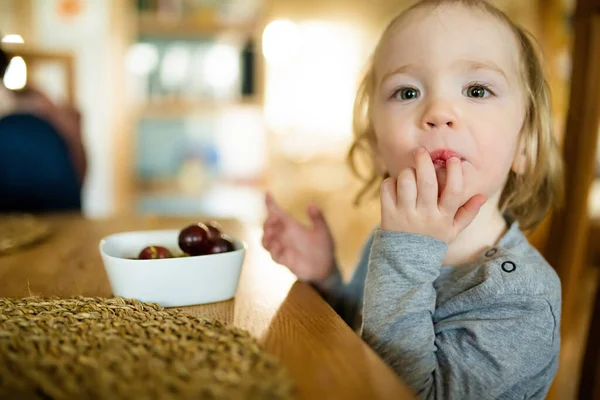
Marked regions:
[1,0,593,270]
[0,0,599,398]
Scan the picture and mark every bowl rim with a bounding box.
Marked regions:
[98,229,247,263]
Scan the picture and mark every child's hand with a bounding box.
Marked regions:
[380,147,487,244]
[262,193,336,282]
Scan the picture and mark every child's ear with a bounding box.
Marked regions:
[511,140,527,175]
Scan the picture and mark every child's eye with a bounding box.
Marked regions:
[464,84,494,99]
[391,87,420,100]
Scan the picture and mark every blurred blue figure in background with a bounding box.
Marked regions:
[0,46,86,213]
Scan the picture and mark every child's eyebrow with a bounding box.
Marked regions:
[379,64,414,85]
[379,60,509,86]
[457,60,509,82]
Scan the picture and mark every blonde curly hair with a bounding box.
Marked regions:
[347,0,564,232]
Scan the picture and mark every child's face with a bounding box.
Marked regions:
[372,5,526,204]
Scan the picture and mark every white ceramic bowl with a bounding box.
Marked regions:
[99,229,246,307]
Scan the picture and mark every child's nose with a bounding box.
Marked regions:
[426,120,454,128]
[421,102,457,130]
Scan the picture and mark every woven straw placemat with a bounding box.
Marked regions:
[0,297,295,400]
[0,214,50,255]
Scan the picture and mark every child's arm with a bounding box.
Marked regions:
[367,150,557,398]
[362,231,558,399]
[311,234,374,331]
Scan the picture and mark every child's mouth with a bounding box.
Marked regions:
[429,149,464,168]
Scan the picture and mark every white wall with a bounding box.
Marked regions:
[32,0,115,217]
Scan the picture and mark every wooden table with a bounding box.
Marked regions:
[0,213,415,400]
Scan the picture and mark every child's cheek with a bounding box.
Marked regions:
[380,151,413,179]
[373,110,419,174]
[467,157,513,198]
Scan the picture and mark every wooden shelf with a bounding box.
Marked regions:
[137,12,258,37]
[135,177,264,197]
[116,5,266,215]
[1,44,77,105]
[136,177,179,194]
[136,97,261,117]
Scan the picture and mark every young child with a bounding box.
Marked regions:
[262,0,564,398]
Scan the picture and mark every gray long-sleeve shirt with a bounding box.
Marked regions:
[314,217,561,399]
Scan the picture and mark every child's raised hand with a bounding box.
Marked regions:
[262,193,336,282]
[380,147,487,244]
